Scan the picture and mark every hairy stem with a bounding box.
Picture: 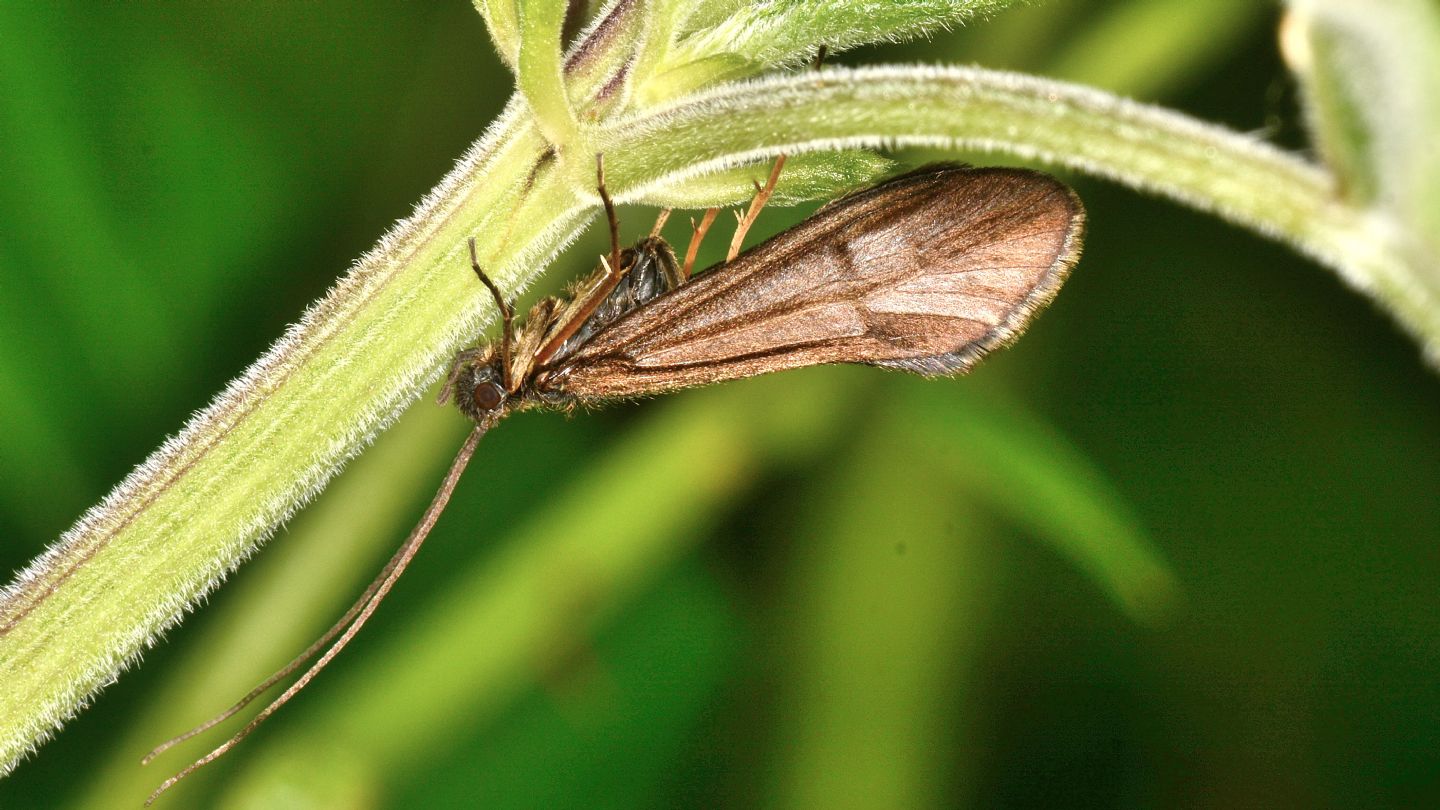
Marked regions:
[0,104,585,774]
[600,65,1437,358]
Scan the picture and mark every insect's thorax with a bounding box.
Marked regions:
[452,236,683,424]
[545,237,680,365]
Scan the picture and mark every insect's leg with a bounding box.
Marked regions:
[727,154,788,262]
[649,208,672,238]
[530,156,638,367]
[468,237,516,390]
[682,207,720,280]
[717,53,816,272]
[596,153,621,279]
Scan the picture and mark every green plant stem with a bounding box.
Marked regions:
[473,0,521,70]
[0,106,585,775]
[1283,0,1440,362]
[599,65,1440,359]
[4,56,1434,776]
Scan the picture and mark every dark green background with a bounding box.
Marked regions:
[2,2,1437,807]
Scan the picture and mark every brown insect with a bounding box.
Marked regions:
[144,157,1084,803]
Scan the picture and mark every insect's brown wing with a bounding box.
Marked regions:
[539,165,1084,400]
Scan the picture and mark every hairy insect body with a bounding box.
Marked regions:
[451,237,681,423]
[457,166,1083,411]
[560,238,683,357]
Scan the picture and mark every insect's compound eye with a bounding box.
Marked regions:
[472,380,505,412]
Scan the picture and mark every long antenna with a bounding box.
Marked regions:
[469,238,516,391]
[140,551,402,764]
[596,153,621,277]
[145,424,491,805]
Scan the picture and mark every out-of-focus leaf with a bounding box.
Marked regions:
[902,384,1179,625]
[401,561,741,809]
[769,410,994,809]
[1049,0,1265,99]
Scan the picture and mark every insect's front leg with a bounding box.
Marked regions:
[466,237,518,389]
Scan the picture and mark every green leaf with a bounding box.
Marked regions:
[672,0,749,35]
[639,0,1023,102]
[621,0,688,109]
[634,150,894,208]
[902,385,1178,625]
[1284,0,1440,276]
[1049,0,1265,99]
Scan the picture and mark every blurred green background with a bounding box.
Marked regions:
[2,1,1438,808]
